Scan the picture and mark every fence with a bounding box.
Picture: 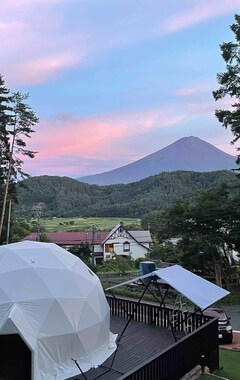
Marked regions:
[106,296,219,380]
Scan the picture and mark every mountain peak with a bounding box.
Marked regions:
[78,137,237,185]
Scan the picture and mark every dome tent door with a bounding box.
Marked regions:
[0,334,31,380]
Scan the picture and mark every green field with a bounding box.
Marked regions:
[39,217,141,232]
[198,349,240,380]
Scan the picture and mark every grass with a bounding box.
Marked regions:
[217,289,240,305]
[39,217,141,232]
[198,349,240,380]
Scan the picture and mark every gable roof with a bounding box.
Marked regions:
[130,231,152,244]
[23,231,109,245]
[102,223,152,245]
[23,229,152,246]
[102,223,124,244]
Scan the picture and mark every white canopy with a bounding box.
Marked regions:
[0,241,116,380]
[105,264,229,310]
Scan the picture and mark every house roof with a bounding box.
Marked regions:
[130,231,152,243]
[23,231,109,245]
[23,228,152,246]
[102,223,152,245]
[102,223,122,244]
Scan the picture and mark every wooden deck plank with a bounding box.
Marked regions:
[68,316,183,380]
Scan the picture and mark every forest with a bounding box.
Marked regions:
[15,170,238,218]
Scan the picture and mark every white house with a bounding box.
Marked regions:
[102,223,152,261]
[23,222,152,264]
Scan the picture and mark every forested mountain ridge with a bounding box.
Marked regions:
[15,170,239,218]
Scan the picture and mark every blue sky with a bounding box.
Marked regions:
[1,0,240,177]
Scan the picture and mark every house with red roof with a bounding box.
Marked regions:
[23,223,152,264]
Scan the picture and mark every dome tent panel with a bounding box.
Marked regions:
[11,298,54,337]
[11,242,72,269]
[0,267,51,301]
[76,299,109,331]
[0,241,116,380]
[36,333,90,379]
[55,298,85,331]
[84,286,110,319]
[39,298,76,336]
[0,286,11,304]
[49,269,95,299]
[0,250,28,273]
[76,320,111,357]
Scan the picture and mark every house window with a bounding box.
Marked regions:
[123,241,130,252]
[106,254,111,259]
[105,244,114,252]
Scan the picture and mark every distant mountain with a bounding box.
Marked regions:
[78,136,237,185]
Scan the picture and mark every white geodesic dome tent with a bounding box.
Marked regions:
[0,241,116,380]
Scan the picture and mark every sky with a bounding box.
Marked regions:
[1,0,240,178]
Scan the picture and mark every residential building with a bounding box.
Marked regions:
[23,222,152,264]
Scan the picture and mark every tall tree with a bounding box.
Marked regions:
[0,75,12,187]
[0,76,13,242]
[162,186,240,286]
[0,84,39,242]
[213,14,240,166]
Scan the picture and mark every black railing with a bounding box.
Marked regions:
[106,296,219,380]
[106,296,212,331]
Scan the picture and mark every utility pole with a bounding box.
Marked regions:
[91,225,97,265]
[31,206,41,241]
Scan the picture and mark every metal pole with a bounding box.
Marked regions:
[91,225,96,265]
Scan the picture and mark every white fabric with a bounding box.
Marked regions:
[0,241,116,379]
[106,264,229,310]
[154,265,229,310]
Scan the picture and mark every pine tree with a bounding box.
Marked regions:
[213,14,240,166]
[0,77,39,242]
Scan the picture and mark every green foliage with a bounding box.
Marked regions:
[38,217,140,232]
[213,14,240,167]
[10,218,32,243]
[39,231,51,242]
[100,256,133,274]
[149,242,180,263]
[218,289,240,305]
[146,185,240,281]
[69,242,92,265]
[15,171,238,218]
[134,257,148,269]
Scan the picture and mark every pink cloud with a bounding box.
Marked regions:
[1,1,239,87]
[175,84,212,97]
[21,108,187,176]
[36,108,182,154]
[21,99,239,177]
[0,1,89,86]
[9,53,83,86]
[217,142,237,156]
[161,0,240,35]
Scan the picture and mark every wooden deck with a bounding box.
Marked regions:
[69,316,184,380]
